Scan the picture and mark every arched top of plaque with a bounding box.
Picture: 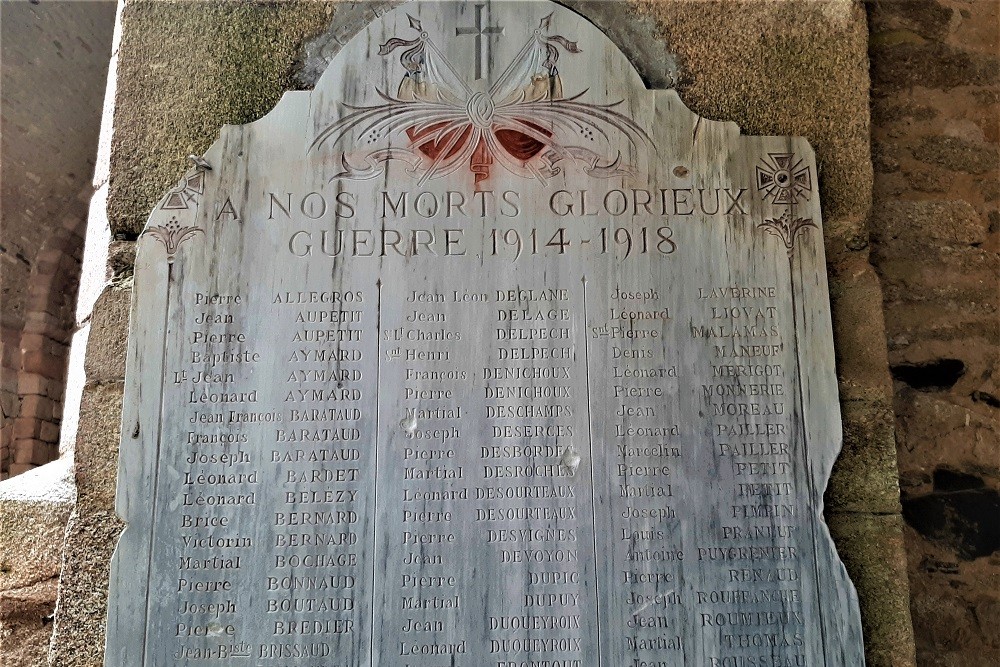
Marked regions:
[143,0,820,268]
[305,0,663,188]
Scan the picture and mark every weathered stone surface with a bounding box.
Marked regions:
[71,384,123,519]
[905,167,954,194]
[912,136,999,175]
[827,397,901,515]
[823,257,899,515]
[0,461,74,667]
[0,577,59,667]
[873,42,998,93]
[46,508,122,667]
[108,2,864,665]
[0,460,75,592]
[107,0,336,237]
[47,384,125,667]
[869,0,999,662]
[826,513,918,667]
[107,241,137,284]
[83,287,132,384]
[868,0,954,42]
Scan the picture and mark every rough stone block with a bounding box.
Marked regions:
[905,167,955,194]
[38,420,61,443]
[827,512,916,667]
[829,256,896,399]
[913,136,999,175]
[19,334,67,359]
[0,365,18,394]
[46,509,123,667]
[18,375,54,398]
[73,383,124,510]
[976,599,1000,649]
[0,458,75,592]
[0,394,15,424]
[12,440,56,466]
[84,287,132,384]
[18,395,55,422]
[826,397,903,515]
[0,576,59,667]
[20,351,67,380]
[868,0,954,42]
[17,333,49,353]
[11,419,40,441]
[870,41,998,93]
[873,199,987,248]
[0,325,19,346]
[21,313,62,337]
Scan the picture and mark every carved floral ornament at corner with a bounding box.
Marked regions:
[311,13,654,187]
[755,152,817,258]
[757,211,819,259]
[145,216,203,265]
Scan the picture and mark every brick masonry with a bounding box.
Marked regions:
[0,1,115,480]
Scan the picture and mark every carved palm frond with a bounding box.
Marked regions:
[757,211,817,258]
[145,217,203,264]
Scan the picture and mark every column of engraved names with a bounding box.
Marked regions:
[691,285,804,666]
[172,291,260,662]
[485,286,584,665]
[593,285,684,664]
[265,289,369,662]
[391,287,468,659]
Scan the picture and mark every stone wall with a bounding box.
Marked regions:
[48,1,916,665]
[868,1,999,665]
[0,2,114,664]
[47,5,337,664]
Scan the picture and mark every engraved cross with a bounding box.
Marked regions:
[456,4,505,80]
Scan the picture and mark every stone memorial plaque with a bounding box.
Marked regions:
[106,1,866,665]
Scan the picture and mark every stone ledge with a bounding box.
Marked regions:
[0,457,75,593]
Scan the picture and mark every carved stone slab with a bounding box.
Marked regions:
[106,1,866,665]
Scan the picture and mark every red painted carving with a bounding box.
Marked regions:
[312,13,651,187]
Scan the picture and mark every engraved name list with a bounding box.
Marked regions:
[105,2,865,667]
